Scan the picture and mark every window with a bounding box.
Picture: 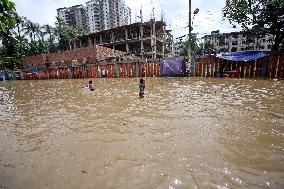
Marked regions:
[231,47,237,52]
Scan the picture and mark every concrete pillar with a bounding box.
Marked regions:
[46,69,50,79]
[125,29,128,40]
[126,43,129,53]
[79,40,82,48]
[73,41,77,49]
[98,64,102,78]
[153,22,157,58]
[136,62,140,77]
[100,35,103,44]
[67,67,72,79]
[88,38,92,46]
[150,20,157,58]
[56,68,59,79]
[151,39,157,58]
[162,42,165,58]
[20,71,24,80]
[163,26,166,58]
[115,63,119,78]
[69,41,72,50]
[151,37,154,58]
[140,25,144,38]
[141,40,144,59]
[83,66,86,78]
[111,31,115,42]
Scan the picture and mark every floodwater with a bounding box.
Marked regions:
[0,78,283,189]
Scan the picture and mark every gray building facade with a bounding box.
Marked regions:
[86,0,131,33]
[204,30,274,53]
[57,5,88,31]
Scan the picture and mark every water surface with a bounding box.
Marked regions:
[0,78,283,189]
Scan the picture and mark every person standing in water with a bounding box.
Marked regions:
[102,68,106,77]
[139,78,145,98]
[88,80,95,91]
[83,80,95,91]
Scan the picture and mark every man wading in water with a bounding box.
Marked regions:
[139,78,145,98]
[83,80,95,91]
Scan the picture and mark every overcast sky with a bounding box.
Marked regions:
[13,0,241,41]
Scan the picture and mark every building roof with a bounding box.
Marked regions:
[74,20,166,41]
[204,30,272,38]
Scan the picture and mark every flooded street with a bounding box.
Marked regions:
[0,78,283,189]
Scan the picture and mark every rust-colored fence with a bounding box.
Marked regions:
[195,53,284,79]
[139,60,161,77]
[22,59,161,80]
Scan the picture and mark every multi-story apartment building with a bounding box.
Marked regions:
[86,0,105,32]
[86,0,131,33]
[204,30,274,53]
[123,5,131,26]
[57,5,88,31]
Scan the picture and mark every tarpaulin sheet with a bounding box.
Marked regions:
[28,67,38,73]
[160,58,185,77]
[216,51,268,62]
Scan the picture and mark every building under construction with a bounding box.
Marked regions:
[70,20,173,59]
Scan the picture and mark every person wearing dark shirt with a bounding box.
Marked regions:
[139,78,145,98]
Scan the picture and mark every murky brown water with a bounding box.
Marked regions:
[0,78,283,189]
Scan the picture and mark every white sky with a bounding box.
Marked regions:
[13,0,242,41]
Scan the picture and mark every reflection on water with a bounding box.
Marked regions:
[0,78,283,189]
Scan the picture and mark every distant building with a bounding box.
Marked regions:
[172,42,184,57]
[86,0,131,33]
[123,5,131,25]
[57,5,88,31]
[204,30,274,53]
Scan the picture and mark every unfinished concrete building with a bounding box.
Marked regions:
[70,20,173,59]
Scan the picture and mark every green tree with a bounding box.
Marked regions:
[54,16,89,52]
[41,24,56,53]
[183,33,199,56]
[223,0,284,50]
[0,0,16,34]
[0,12,89,70]
[14,14,25,39]
[22,20,41,42]
[203,41,215,54]
[0,33,27,70]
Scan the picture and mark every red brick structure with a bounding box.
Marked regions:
[22,45,135,69]
[21,45,162,80]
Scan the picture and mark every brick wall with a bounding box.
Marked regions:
[22,45,135,70]
[22,54,47,69]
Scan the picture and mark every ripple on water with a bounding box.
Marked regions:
[0,78,283,188]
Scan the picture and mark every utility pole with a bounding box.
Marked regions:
[188,0,193,76]
[140,7,144,59]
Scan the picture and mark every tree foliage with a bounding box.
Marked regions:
[223,0,284,50]
[181,33,199,56]
[177,34,216,57]
[54,17,89,52]
[197,41,215,55]
[0,0,16,34]
[0,10,89,70]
